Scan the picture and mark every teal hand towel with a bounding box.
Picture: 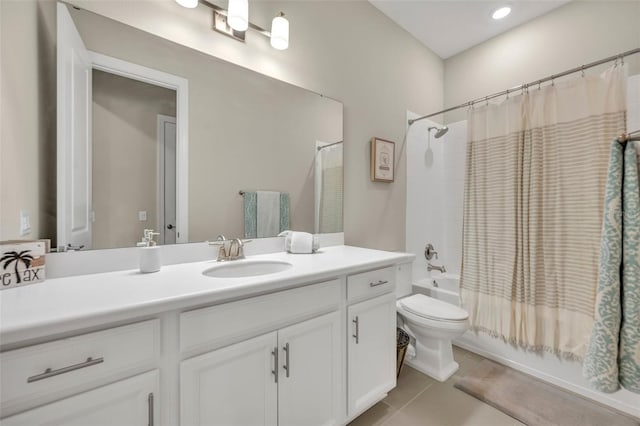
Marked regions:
[243,191,257,239]
[583,141,623,393]
[620,142,640,393]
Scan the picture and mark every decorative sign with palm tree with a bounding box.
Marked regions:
[1,241,46,289]
[1,250,35,284]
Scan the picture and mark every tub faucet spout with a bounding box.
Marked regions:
[427,263,446,273]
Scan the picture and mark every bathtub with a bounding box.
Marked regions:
[412,273,461,306]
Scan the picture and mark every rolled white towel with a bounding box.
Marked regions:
[291,231,313,253]
[278,231,320,253]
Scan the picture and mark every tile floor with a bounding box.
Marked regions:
[348,346,526,426]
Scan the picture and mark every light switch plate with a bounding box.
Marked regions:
[20,210,31,236]
[138,211,147,221]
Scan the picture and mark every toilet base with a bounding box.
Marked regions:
[403,331,460,382]
[405,357,459,382]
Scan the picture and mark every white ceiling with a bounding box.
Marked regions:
[369,0,571,59]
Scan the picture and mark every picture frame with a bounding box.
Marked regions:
[370,137,395,182]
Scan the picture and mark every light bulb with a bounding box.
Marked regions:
[228,0,248,32]
[270,12,289,50]
[175,0,198,8]
[492,6,511,20]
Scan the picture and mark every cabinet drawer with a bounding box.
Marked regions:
[180,279,340,354]
[347,266,395,303]
[0,319,160,416]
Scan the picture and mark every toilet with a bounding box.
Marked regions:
[396,293,469,382]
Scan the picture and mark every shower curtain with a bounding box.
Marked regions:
[460,66,627,359]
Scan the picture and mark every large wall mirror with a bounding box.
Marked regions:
[6,2,344,252]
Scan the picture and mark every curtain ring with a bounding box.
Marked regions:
[537,81,541,91]
[621,55,625,66]
[581,65,585,78]
[485,96,489,106]
[506,89,509,100]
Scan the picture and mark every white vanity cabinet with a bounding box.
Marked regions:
[346,267,397,420]
[180,279,342,426]
[0,320,161,425]
[181,311,341,426]
[0,246,412,426]
[1,370,159,426]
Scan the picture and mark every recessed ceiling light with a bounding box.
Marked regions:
[492,6,511,20]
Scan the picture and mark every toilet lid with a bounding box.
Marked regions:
[399,294,469,321]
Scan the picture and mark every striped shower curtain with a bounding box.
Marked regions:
[460,66,627,359]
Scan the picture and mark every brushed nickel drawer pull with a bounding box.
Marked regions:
[148,392,154,426]
[271,347,279,383]
[283,342,290,378]
[352,316,360,344]
[369,280,389,287]
[27,357,104,383]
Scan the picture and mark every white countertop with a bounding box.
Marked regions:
[0,245,412,347]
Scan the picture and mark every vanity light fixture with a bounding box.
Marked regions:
[492,6,511,20]
[227,0,248,31]
[177,0,289,50]
[175,0,198,8]
[270,12,289,50]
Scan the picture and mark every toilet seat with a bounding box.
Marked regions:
[398,294,468,322]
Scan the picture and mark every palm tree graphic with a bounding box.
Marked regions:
[1,250,35,284]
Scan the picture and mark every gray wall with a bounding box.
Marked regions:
[92,70,176,249]
[444,1,640,123]
[68,0,445,252]
[0,0,56,242]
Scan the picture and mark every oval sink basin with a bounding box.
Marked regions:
[202,260,293,278]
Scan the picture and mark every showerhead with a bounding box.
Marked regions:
[428,126,449,139]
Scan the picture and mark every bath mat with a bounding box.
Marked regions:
[454,359,639,426]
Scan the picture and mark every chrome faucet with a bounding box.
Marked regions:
[425,243,446,273]
[427,263,446,273]
[208,235,252,261]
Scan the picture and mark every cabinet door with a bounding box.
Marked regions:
[1,370,159,426]
[347,293,396,418]
[277,312,341,426]
[180,332,278,426]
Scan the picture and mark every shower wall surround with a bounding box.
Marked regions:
[405,113,466,282]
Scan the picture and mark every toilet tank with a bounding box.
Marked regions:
[395,261,413,298]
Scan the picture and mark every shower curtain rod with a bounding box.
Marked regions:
[317,141,344,151]
[408,47,640,126]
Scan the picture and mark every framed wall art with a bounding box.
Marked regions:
[370,137,395,182]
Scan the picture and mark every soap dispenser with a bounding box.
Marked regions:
[137,229,161,273]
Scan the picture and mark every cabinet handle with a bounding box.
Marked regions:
[352,316,359,344]
[271,347,279,383]
[148,392,154,426]
[370,280,389,287]
[283,343,290,378]
[27,357,104,383]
